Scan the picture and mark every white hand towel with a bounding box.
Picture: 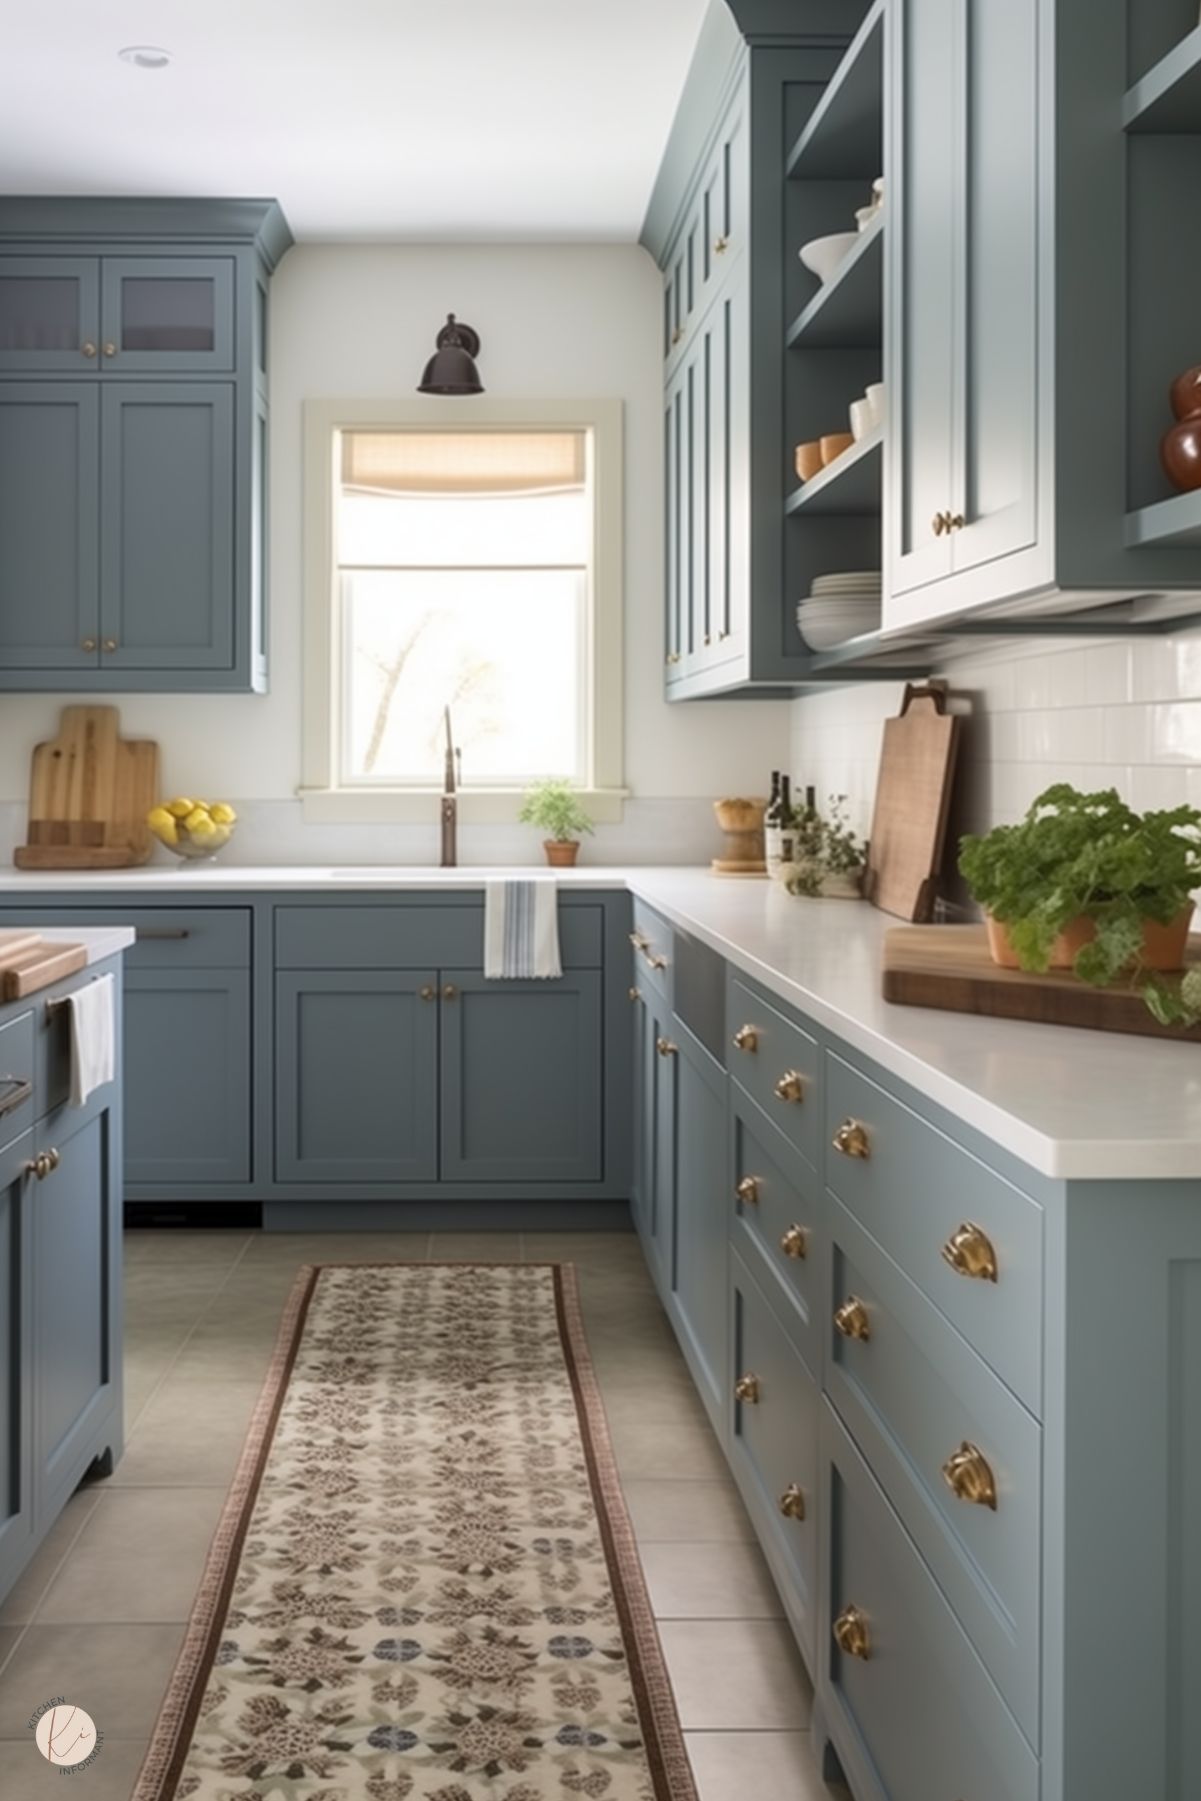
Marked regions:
[68,973,115,1107]
[484,880,562,979]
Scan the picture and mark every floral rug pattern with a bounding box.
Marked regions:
[134,1263,694,1801]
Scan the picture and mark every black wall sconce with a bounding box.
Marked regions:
[417,314,484,395]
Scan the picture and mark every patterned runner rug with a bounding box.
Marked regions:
[134,1263,696,1801]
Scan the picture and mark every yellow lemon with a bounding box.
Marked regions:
[166,798,194,819]
[147,809,178,846]
[189,817,219,841]
[210,803,236,825]
[183,807,212,834]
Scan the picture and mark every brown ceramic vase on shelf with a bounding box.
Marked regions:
[1160,363,1201,492]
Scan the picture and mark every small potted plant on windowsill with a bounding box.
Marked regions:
[519,778,595,868]
[959,783,1201,1026]
[784,795,867,898]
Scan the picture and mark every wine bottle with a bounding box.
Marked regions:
[763,771,783,878]
[775,776,797,881]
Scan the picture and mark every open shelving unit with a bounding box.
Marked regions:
[1124,24,1201,131]
[785,431,881,518]
[785,0,884,179]
[786,216,882,351]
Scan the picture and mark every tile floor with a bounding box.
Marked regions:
[0,1229,850,1801]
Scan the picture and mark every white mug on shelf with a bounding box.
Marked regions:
[849,398,873,442]
[865,382,886,430]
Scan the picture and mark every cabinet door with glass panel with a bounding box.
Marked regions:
[0,254,234,376]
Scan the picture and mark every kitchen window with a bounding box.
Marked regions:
[301,398,625,822]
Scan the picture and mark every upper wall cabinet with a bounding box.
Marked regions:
[885,0,1201,634]
[0,199,291,693]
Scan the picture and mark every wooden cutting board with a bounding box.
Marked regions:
[15,707,160,869]
[863,683,962,922]
[883,924,1201,1042]
[0,940,88,1000]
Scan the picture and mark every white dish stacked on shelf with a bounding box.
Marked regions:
[796,570,882,651]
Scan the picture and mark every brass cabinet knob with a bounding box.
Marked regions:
[441,984,458,1001]
[774,1070,805,1104]
[103,341,117,357]
[419,984,436,1001]
[81,638,97,652]
[629,932,649,951]
[948,512,965,530]
[834,1296,871,1341]
[832,1118,870,1159]
[671,325,683,345]
[941,1221,998,1283]
[941,1441,998,1510]
[779,1224,808,1261]
[703,633,712,646]
[81,340,98,358]
[648,952,668,971]
[628,986,641,1002]
[655,1036,678,1058]
[732,1024,758,1053]
[932,509,950,536]
[832,1604,871,1661]
[735,1175,760,1206]
[666,651,682,665]
[102,638,118,653]
[24,1155,47,1181]
[779,1483,806,1521]
[714,234,729,254]
[44,1147,60,1172]
[733,1372,760,1404]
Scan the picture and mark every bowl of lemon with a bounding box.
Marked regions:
[147,798,238,861]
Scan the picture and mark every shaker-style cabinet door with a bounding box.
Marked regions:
[667,1023,728,1434]
[31,1102,120,1523]
[275,971,439,1184]
[124,968,252,1186]
[439,973,603,1184]
[0,257,101,373]
[0,382,100,669]
[0,1135,33,1601]
[99,257,235,375]
[99,383,235,670]
[886,0,957,599]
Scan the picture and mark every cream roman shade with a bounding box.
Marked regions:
[341,430,586,498]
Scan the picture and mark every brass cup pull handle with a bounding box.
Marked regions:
[834,1296,871,1341]
[833,1604,871,1661]
[656,1037,678,1058]
[735,1175,760,1207]
[774,1070,805,1105]
[779,1224,808,1261]
[419,984,436,1002]
[779,1483,806,1521]
[441,984,458,1001]
[732,1024,758,1053]
[832,1118,870,1159]
[734,1372,760,1404]
[941,1441,998,1510]
[81,340,98,358]
[942,1221,999,1283]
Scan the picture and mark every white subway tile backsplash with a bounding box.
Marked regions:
[1150,701,1201,764]
[1083,643,1132,707]
[1129,765,1191,812]
[1131,633,1201,703]
[1101,705,1153,765]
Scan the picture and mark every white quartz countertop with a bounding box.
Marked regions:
[1,863,1197,1180]
[16,925,135,965]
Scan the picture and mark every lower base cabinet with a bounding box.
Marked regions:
[125,966,251,1185]
[0,961,124,1608]
[665,1026,727,1430]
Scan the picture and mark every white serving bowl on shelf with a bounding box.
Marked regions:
[798,232,858,284]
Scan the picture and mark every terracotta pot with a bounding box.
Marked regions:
[986,905,1194,973]
[544,839,580,868]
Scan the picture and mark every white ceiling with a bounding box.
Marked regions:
[0,0,711,242]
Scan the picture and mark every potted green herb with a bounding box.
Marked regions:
[959,783,1201,1025]
[785,795,867,899]
[518,777,595,868]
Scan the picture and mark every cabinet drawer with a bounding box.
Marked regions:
[276,903,602,971]
[826,1053,1043,1413]
[0,907,250,970]
[630,899,672,1003]
[727,972,820,1172]
[827,1203,1040,1740]
[731,1099,819,1377]
[729,1248,819,1662]
[824,1403,1038,1801]
[0,1012,34,1150]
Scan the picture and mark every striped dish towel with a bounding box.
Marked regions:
[484,880,562,979]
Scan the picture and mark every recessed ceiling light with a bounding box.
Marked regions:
[118,45,172,70]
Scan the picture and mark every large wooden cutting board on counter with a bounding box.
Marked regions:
[863,683,961,922]
[0,930,87,999]
[14,706,160,869]
[883,925,1201,1042]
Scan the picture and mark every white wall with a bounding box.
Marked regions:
[0,244,790,860]
[789,628,1201,906]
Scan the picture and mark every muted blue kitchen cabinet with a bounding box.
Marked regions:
[124,967,252,1186]
[0,199,290,692]
[0,1128,34,1600]
[439,973,602,1184]
[0,382,100,670]
[631,983,676,1289]
[275,970,440,1185]
[664,1020,728,1432]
